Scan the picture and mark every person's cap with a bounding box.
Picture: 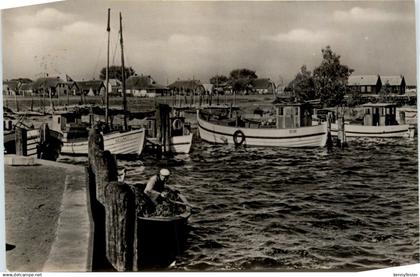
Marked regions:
[160,169,170,176]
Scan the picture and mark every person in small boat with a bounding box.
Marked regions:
[144,168,171,205]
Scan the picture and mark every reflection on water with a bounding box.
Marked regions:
[58,137,419,271]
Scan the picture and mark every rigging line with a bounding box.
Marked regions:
[111,37,118,66]
[91,32,107,80]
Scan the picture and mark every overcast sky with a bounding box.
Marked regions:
[1,0,417,85]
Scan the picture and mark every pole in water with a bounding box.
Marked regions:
[337,114,347,148]
[105,8,111,126]
[326,112,333,149]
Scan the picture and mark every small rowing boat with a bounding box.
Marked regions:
[131,184,191,268]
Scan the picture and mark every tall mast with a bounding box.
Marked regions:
[105,8,110,126]
[119,12,128,131]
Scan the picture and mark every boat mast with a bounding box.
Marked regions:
[119,12,128,131]
[105,8,110,126]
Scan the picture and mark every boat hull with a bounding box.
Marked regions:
[197,111,328,147]
[169,134,193,154]
[146,134,193,154]
[135,214,189,268]
[61,128,145,155]
[331,123,411,138]
[131,184,191,268]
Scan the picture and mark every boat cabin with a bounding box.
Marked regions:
[362,103,399,126]
[273,102,313,129]
[145,116,190,138]
[51,112,89,140]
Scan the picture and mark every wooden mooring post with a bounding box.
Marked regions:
[155,104,171,155]
[87,126,145,271]
[336,115,347,148]
[326,112,333,149]
[87,126,137,271]
[15,127,27,156]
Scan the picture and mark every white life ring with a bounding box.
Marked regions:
[172,119,183,131]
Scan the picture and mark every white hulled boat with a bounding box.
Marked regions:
[197,101,328,148]
[330,103,414,138]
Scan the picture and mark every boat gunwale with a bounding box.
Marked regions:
[137,185,192,222]
[197,109,326,133]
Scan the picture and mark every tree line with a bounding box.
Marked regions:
[99,46,355,107]
[285,46,354,107]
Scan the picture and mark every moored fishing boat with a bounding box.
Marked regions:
[330,103,414,138]
[145,113,193,154]
[197,100,328,148]
[51,112,145,155]
[50,9,146,156]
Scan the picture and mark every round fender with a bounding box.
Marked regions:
[232,130,245,146]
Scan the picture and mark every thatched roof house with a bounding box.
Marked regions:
[168,79,205,94]
[126,75,167,97]
[251,78,275,94]
[75,80,106,96]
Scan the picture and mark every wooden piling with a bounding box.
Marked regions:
[337,115,346,148]
[15,127,27,156]
[155,104,171,154]
[87,128,135,271]
[88,127,118,204]
[326,112,333,148]
[104,181,136,271]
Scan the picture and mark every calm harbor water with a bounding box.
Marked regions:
[59,136,419,271]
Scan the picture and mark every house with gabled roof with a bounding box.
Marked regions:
[32,76,65,96]
[347,75,382,94]
[75,80,106,96]
[126,74,167,97]
[19,83,33,96]
[106,78,122,95]
[380,75,406,95]
[3,80,19,96]
[168,79,205,95]
[202,83,214,95]
[251,78,276,95]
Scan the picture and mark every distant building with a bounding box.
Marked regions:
[347,75,381,94]
[32,76,65,96]
[168,79,205,95]
[347,75,406,95]
[381,75,406,95]
[202,84,214,95]
[3,80,19,96]
[406,84,416,97]
[19,83,33,96]
[75,80,106,96]
[3,78,33,96]
[251,78,276,95]
[125,75,167,97]
[106,78,122,95]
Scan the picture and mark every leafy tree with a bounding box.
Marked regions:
[286,65,315,101]
[379,81,392,102]
[99,65,136,82]
[229,68,258,93]
[313,46,354,107]
[345,86,364,107]
[210,75,229,85]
